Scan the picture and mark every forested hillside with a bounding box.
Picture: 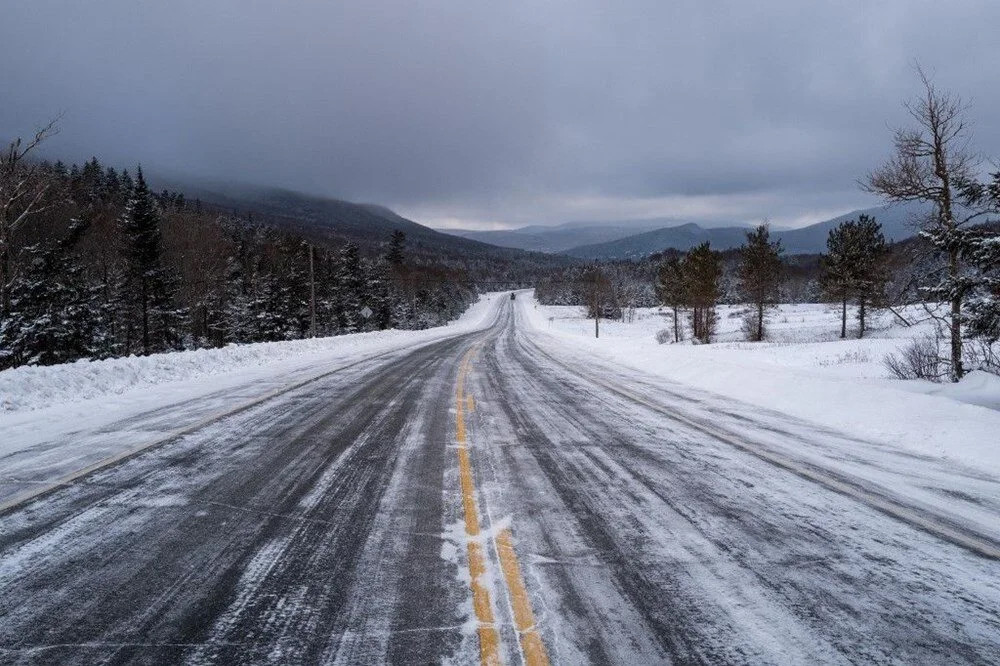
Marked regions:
[0,145,565,370]
[182,183,571,278]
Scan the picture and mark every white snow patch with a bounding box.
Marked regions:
[895,370,1000,411]
[521,296,1000,475]
[0,292,504,414]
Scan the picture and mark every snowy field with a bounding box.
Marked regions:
[523,295,1000,475]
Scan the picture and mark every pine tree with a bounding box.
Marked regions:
[738,223,783,341]
[256,272,293,341]
[655,255,686,342]
[386,230,406,267]
[960,172,1000,342]
[683,242,721,343]
[964,233,1000,342]
[120,169,134,194]
[222,238,254,343]
[368,259,394,330]
[852,215,889,338]
[821,220,858,339]
[279,239,311,338]
[0,220,105,368]
[120,167,183,355]
[819,216,889,338]
[334,242,365,332]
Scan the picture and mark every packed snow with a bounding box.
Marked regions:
[0,293,507,506]
[522,295,1000,475]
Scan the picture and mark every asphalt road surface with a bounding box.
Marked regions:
[1,299,999,665]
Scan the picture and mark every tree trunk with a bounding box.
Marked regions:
[595,314,599,339]
[756,301,764,341]
[949,249,964,382]
[841,296,847,339]
[309,244,316,338]
[0,232,11,316]
[858,299,866,339]
[672,305,679,342]
[141,278,149,356]
[937,136,962,382]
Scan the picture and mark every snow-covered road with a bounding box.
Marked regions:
[1,296,998,664]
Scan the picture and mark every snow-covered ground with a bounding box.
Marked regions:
[0,293,506,414]
[523,295,1000,475]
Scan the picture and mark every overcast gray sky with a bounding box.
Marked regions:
[2,1,997,230]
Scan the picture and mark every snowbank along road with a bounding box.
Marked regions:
[1,295,999,664]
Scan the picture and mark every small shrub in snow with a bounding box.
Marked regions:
[964,338,1000,377]
[655,329,673,345]
[884,336,944,381]
[740,311,766,342]
[819,350,872,366]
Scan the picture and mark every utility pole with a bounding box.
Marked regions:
[309,244,316,338]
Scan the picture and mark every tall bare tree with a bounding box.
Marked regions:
[0,119,61,314]
[864,68,984,380]
[581,266,613,338]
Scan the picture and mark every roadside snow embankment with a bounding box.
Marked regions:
[522,296,1000,475]
[0,293,504,414]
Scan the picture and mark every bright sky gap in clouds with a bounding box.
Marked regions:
[2,1,998,230]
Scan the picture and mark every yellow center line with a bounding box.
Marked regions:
[456,347,501,665]
[496,528,550,666]
[455,345,550,666]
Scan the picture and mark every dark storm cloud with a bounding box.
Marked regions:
[2,1,998,229]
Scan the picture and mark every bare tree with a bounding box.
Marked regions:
[614,274,641,323]
[581,267,613,338]
[864,67,985,380]
[1,118,61,314]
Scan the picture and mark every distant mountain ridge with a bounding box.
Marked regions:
[441,218,678,253]
[155,179,571,266]
[169,180,941,262]
[561,203,937,259]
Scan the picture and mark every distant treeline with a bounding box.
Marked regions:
[535,245,824,309]
[0,149,477,370]
[536,201,1000,381]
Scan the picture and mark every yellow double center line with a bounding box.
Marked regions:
[455,347,550,666]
